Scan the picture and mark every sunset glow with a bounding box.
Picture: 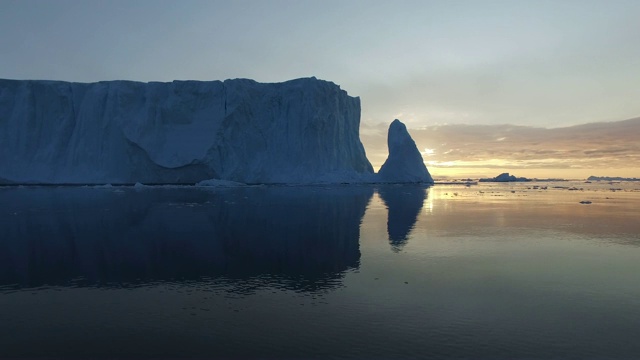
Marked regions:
[362,118,640,179]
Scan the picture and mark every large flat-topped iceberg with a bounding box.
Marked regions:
[0,77,375,184]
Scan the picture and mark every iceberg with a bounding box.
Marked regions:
[196,178,245,187]
[587,176,640,182]
[479,172,530,182]
[0,77,432,185]
[0,77,374,184]
[377,119,434,183]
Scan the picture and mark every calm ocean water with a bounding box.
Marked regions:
[1,182,639,358]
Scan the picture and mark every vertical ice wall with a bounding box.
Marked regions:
[0,77,374,184]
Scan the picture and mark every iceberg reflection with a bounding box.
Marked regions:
[378,185,428,251]
[0,186,373,291]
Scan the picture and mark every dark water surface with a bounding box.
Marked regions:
[1,183,639,358]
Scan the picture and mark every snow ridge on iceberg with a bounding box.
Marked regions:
[0,77,374,184]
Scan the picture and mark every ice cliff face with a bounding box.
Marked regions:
[377,119,433,183]
[0,77,373,184]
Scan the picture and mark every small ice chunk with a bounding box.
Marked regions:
[196,179,245,187]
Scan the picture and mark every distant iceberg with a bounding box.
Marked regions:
[479,172,530,182]
[0,77,432,185]
[587,176,640,181]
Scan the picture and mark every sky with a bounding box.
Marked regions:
[1,0,639,178]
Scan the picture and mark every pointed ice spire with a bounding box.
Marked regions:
[377,119,434,183]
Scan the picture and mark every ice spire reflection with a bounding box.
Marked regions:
[378,185,428,252]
